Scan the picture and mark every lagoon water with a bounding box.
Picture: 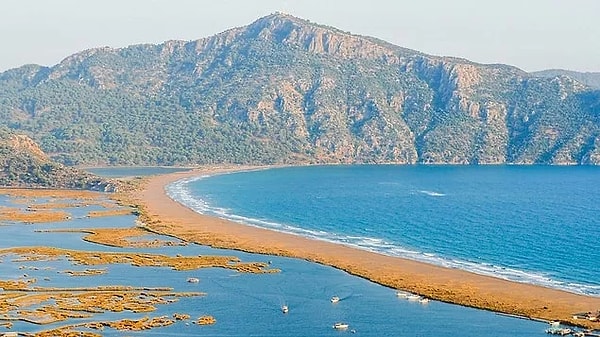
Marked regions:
[0,201,547,336]
[4,165,593,336]
[171,165,600,297]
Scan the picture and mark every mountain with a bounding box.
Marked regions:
[0,13,599,165]
[532,69,600,89]
[0,127,119,190]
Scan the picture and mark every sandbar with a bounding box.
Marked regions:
[132,166,600,328]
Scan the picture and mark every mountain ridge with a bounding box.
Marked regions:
[0,13,599,166]
[531,69,600,89]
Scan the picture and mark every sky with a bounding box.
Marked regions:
[1,0,599,73]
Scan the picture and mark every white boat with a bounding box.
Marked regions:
[281,305,288,313]
[545,327,572,335]
[396,291,409,298]
[419,297,430,304]
[333,322,349,330]
[330,296,340,303]
[186,277,199,283]
[406,294,421,301]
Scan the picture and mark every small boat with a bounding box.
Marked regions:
[419,297,430,304]
[186,277,199,283]
[396,291,407,298]
[330,296,340,303]
[281,305,288,313]
[545,327,572,335]
[406,294,421,301]
[333,322,349,330]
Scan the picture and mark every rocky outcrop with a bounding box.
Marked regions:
[0,129,119,190]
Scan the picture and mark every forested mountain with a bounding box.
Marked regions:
[0,13,599,165]
[532,69,600,89]
[0,127,118,190]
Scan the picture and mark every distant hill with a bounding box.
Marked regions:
[532,69,600,89]
[0,13,599,165]
[0,128,119,190]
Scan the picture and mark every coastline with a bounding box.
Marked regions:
[131,166,600,328]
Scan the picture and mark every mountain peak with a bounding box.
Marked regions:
[254,12,313,25]
[248,12,360,41]
[240,12,416,61]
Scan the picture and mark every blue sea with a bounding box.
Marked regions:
[168,165,600,297]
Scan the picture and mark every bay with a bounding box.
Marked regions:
[170,165,600,296]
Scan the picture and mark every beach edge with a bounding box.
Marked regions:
[129,165,600,329]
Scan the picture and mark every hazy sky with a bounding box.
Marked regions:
[2,0,599,73]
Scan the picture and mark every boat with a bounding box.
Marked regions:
[330,296,340,303]
[396,291,409,298]
[333,322,349,330]
[545,327,572,335]
[186,277,199,283]
[419,297,430,304]
[406,294,421,301]
[281,305,288,313]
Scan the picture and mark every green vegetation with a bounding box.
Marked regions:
[532,69,600,89]
[0,13,599,166]
[0,127,118,190]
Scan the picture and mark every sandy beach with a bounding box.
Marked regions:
[131,166,600,328]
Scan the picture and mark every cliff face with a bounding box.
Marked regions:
[0,13,599,165]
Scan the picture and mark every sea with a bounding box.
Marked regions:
[168,165,600,297]
[2,165,596,336]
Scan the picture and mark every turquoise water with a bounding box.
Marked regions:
[170,165,600,297]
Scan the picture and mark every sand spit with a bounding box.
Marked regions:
[27,315,192,336]
[129,166,600,329]
[0,207,70,223]
[0,284,203,324]
[0,246,279,273]
[39,227,186,248]
[86,208,135,218]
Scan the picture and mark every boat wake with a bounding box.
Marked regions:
[418,190,446,197]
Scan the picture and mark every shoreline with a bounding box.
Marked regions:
[131,166,600,329]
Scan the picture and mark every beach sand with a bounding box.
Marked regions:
[132,166,600,328]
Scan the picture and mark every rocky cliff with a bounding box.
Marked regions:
[0,13,599,165]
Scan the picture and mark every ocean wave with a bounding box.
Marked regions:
[166,178,600,297]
